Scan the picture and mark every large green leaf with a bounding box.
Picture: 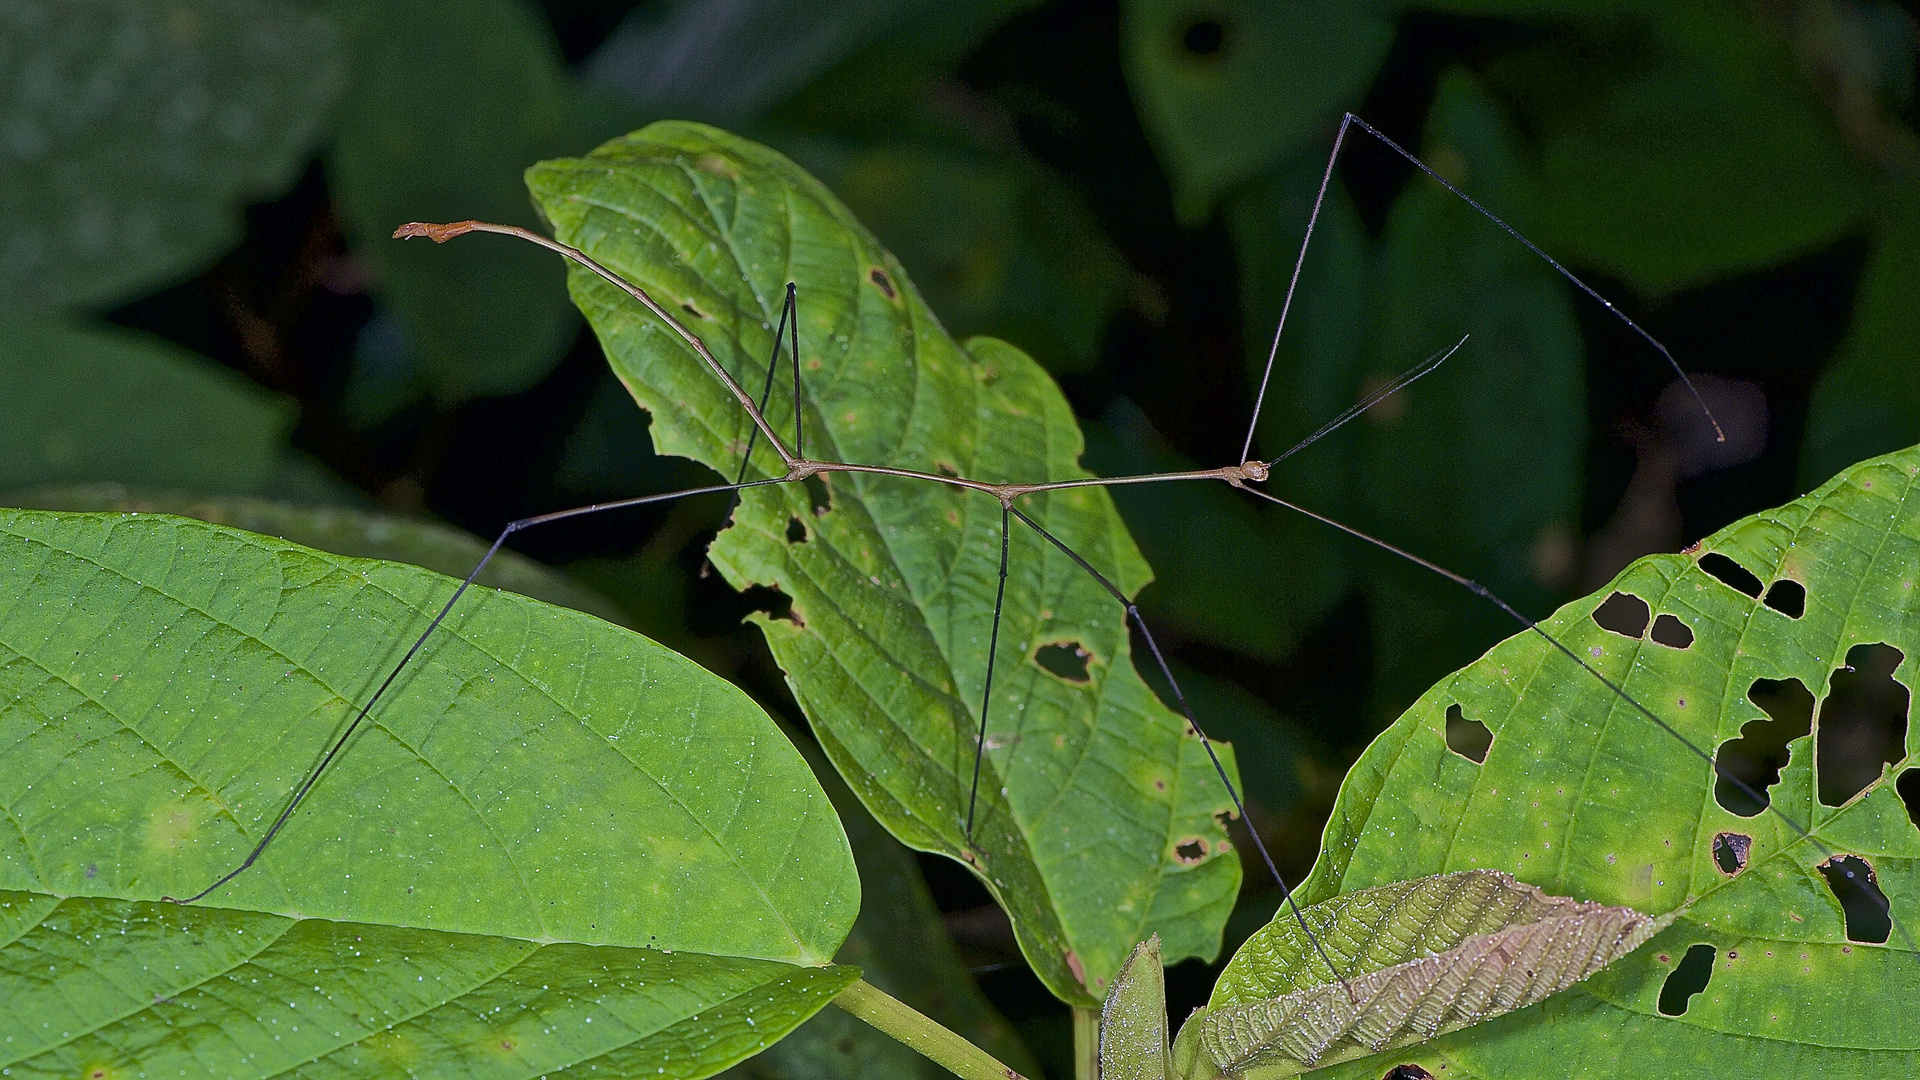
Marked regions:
[1,484,630,626]
[1257,442,1920,1076]
[0,0,345,312]
[1518,6,1866,294]
[1120,0,1395,223]
[526,122,1242,1007]
[0,509,860,1077]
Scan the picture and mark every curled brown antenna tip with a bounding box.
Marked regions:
[392,220,481,243]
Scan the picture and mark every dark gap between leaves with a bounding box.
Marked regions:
[1444,703,1492,764]
[1819,855,1892,943]
[1763,578,1806,618]
[1817,643,1909,807]
[1657,944,1717,1015]
[1714,677,1813,816]
[1034,642,1091,683]
[1182,19,1226,57]
[803,474,831,515]
[1650,613,1694,649]
[1591,591,1650,638]
[1698,552,1763,598]
[1712,831,1751,875]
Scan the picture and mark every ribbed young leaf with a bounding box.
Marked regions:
[1171,871,1657,1078]
[1100,936,1172,1080]
[525,121,1241,1007]
[1265,444,1920,1077]
[0,509,859,1078]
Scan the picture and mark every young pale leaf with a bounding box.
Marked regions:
[0,509,859,1077]
[1100,936,1172,1080]
[1170,871,1657,1078]
[1277,443,1920,1078]
[526,121,1242,1007]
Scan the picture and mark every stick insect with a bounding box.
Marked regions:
[87,97,1900,1080]
[8,101,1913,1080]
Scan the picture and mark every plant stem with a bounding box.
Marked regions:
[833,979,1027,1080]
[1074,1006,1099,1080]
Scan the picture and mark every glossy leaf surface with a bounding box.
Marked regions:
[527,122,1242,1007]
[0,509,859,1077]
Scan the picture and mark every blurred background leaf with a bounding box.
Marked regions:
[5,0,1919,1073]
[0,0,345,312]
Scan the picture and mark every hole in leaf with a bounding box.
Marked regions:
[1698,552,1763,598]
[1381,1067,1433,1080]
[1657,944,1716,1015]
[803,474,831,516]
[1649,613,1694,649]
[785,516,807,543]
[935,461,960,478]
[1182,19,1226,56]
[681,301,707,319]
[1712,832,1751,875]
[1899,769,1920,830]
[741,584,801,627]
[1818,855,1891,943]
[1763,578,1806,618]
[1817,643,1909,807]
[1713,678,1813,816]
[1591,591,1650,638]
[1444,703,1492,764]
[1035,642,1091,683]
[1173,838,1208,864]
[869,267,896,299]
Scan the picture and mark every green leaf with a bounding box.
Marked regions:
[1120,0,1394,223]
[526,121,1242,1007]
[785,138,1131,373]
[0,317,299,495]
[0,0,346,312]
[0,508,862,1077]
[1099,937,1172,1080]
[1354,69,1586,725]
[1,484,632,626]
[1799,188,1920,491]
[1519,7,1867,294]
[1269,442,1920,1077]
[328,0,639,403]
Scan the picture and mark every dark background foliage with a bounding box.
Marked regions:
[7,1,1917,1074]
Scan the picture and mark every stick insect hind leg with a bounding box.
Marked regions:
[165,260,815,904]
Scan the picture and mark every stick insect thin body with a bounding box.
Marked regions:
[158,110,1908,1044]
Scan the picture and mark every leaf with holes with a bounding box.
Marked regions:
[1248,442,1920,1077]
[0,509,859,1078]
[526,122,1242,1008]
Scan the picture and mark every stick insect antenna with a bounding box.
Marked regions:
[1238,484,1918,958]
[1266,335,1464,469]
[1240,113,1726,467]
[163,475,792,904]
[1005,505,1353,990]
[964,505,1014,838]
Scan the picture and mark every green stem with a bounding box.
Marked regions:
[1074,1005,1099,1080]
[833,978,1027,1080]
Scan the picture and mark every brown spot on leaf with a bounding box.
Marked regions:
[869,267,896,299]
